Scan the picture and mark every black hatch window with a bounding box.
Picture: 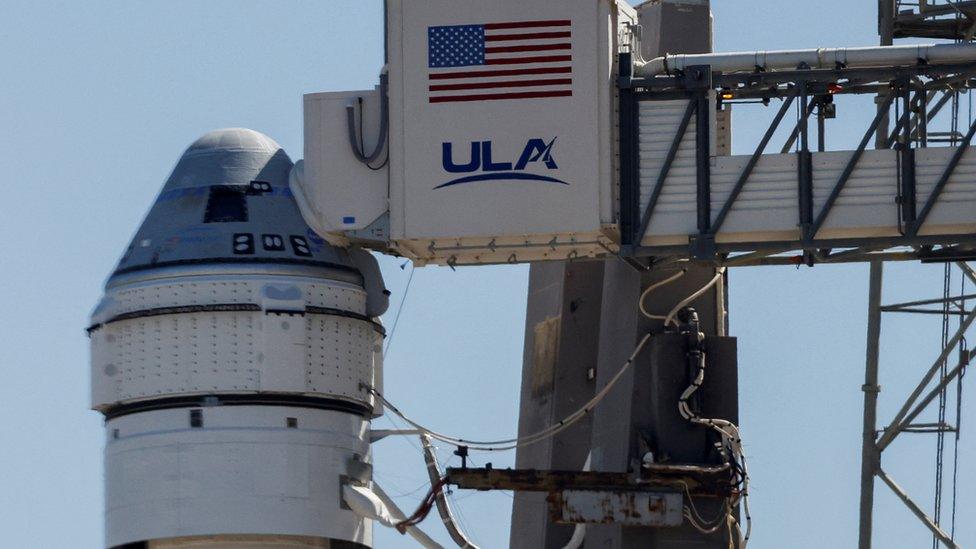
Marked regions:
[204,186,248,223]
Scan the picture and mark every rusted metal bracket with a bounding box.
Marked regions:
[446,465,733,527]
[445,464,732,498]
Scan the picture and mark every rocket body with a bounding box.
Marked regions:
[89,129,387,548]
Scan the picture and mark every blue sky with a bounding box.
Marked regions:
[0,1,972,547]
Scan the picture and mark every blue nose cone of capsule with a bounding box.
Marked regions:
[111,128,354,278]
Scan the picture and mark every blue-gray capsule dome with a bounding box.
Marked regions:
[110,128,356,279]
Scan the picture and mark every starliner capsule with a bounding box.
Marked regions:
[88,128,389,549]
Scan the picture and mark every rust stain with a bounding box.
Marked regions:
[530,316,560,399]
[549,491,676,526]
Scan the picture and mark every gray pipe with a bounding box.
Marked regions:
[637,42,976,76]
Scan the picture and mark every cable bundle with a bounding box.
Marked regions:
[373,264,753,547]
[395,476,449,533]
[678,334,752,548]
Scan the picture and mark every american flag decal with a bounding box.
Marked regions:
[427,19,573,103]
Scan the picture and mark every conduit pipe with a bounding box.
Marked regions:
[636,42,976,77]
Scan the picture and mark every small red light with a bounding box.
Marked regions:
[828,83,843,94]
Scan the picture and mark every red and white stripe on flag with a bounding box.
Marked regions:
[428,19,573,103]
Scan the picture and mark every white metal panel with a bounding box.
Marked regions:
[639,99,699,242]
[811,149,900,240]
[95,313,260,399]
[105,407,370,548]
[302,90,388,233]
[637,132,976,246]
[380,0,626,265]
[305,315,375,398]
[262,313,309,393]
[97,276,367,322]
[90,328,119,407]
[637,97,720,241]
[370,329,384,418]
[916,146,976,236]
[387,0,407,243]
[91,311,375,407]
[91,273,376,410]
[708,154,799,243]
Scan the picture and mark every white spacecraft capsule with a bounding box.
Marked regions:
[88,128,389,549]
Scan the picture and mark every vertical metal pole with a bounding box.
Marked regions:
[818,98,827,152]
[618,52,640,248]
[798,87,814,240]
[900,84,918,228]
[879,0,895,44]
[619,81,639,247]
[859,261,884,549]
[877,0,894,148]
[919,90,929,148]
[696,89,712,235]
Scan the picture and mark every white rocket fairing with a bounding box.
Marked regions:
[88,129,389,549]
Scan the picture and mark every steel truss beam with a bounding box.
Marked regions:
[877,468,959,548]
[889,0,976,40]
[618,60,976,263]
[857,261,972,548]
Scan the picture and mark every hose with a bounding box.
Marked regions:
[663,268,726,328]
[346,69,389,165]
[638,269,687,320]
[639,267,726,329]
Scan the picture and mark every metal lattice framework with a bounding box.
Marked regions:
[859,261,972,549]
[888,0,976,40]
[617,55,976,266]
[857,5,974,547]
[619,17,976,542]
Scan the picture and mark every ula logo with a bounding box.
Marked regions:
[434,138,569,189]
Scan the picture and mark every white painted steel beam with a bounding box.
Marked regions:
[637,42,976,76]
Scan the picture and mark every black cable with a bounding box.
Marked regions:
[359,96,389,171]
[950,273,967,540]
[366,155,390,171]
[933,263,951,549]
[358,97,365,154]
[346,73,389,164]
[384,264,415,356]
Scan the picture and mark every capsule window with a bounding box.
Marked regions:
[286,417,298,429]
[204,186,248,223]
[189,409,203,428]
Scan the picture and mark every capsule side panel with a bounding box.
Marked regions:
[91,276,377,411]
[105,407,371,548]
